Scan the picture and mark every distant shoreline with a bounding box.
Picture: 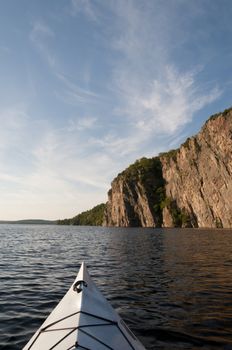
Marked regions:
[0,219,56,225]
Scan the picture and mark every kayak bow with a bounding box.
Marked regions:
[23,262,146,349]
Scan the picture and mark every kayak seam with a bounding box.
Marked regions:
[26,327,77,350]
[26,310,137,350]
[77,328,114,350]
[49,328,78,350]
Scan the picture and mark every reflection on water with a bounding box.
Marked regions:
[0,226,232,349]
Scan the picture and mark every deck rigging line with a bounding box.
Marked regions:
[26,310,136,350]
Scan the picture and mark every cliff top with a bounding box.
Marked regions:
[159,106,232,162]
[206,106,232,124]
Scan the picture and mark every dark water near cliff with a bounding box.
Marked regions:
[1,225,232,349]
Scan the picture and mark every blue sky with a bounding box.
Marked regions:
[0,0,232,220]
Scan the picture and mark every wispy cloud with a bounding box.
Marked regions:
[68,116,97,131]
[116,65,221,135]
[108,1,222,152]
[70,0,98,22]
[0,106,29,151]
[0,1,228,220]
[29,19,101,110]
[55,72,101,105]
[30,20,56,68]
[30,21,54,39]
[0,110,109,219]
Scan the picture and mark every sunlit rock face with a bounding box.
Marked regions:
[103,156,165,227]
[161,108,232,228]
[104,108,232,228]
[104,178,156,227]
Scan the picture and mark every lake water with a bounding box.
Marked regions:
[1,225,232,350]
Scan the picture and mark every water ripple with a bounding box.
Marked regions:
[1,226,232,349]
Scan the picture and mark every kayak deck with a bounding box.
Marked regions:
[23,262,146,350]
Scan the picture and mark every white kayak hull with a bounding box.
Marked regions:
[23,262,146,349]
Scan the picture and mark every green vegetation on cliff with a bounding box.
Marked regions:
[161,197,192,227]
[119,157,163,183]
[113,156,195,227]
[57,203,106,226]
[58,107,232,228]
[119,157,166,226]
[159,149,178,162]
[0,219,55,225]
[207,106,232,123]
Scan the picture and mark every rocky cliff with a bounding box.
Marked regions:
[103,107,232,228]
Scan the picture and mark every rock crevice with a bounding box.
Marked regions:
[103,108,232,228]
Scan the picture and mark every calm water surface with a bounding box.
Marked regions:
[0,225,232,349]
